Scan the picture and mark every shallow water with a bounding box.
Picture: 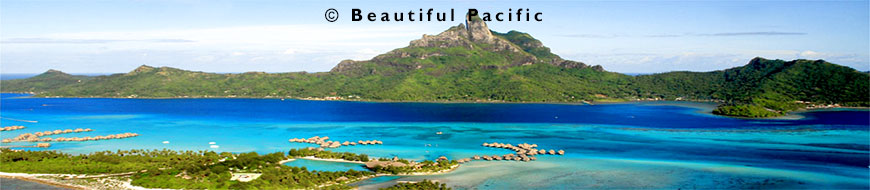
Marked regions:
[0,178,70,190]
[0,93,867,189]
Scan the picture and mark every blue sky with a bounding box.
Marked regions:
[1,0,868,74]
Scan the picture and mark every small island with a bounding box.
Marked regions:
[0,147,465,189]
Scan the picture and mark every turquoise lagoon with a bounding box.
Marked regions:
[0,93,867,189]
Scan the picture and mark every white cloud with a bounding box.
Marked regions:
[9,24,425,52]
[799,50,820,57]
[282,49,297,55]
[193,55,216,62]
[1,24,448,73]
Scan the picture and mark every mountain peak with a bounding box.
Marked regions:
[31,69,73,79]
[44,69,66,74]
[464,14,493,42]
[335,14,603,75]
[407,15,520,53]
[130,65,157,74]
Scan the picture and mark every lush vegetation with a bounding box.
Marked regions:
[633,58,869,117]
[381,179,451,190]
[288,148,370,162]
[1,70,92,93]
[2,21,867,118]
[0,148,371,189]
[369,159,458,175]
[712,104,782,118]
[286,148,459,175]
[1,148,464,189]
[0,149,221,174]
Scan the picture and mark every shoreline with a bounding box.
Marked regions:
[0,92,685,105]
[295,156,367,164]
[288,156,461,176]
[2,93,868,120]
[277,158,296,164]
[0,172,148,190]
[0,173,84,190]
[6,92,865,108]
[391,164,460,176]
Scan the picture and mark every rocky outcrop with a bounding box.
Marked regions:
[407,15,524,53]
[330,60,359,73]
[464,15,494,43]
[329,14,605,74]
[127,65,157,75]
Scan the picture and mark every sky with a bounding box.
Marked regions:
[1,0,868,74]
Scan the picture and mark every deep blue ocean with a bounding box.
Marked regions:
[1,93,867,189]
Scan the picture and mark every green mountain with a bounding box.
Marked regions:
[2,69,92,93]
[2,17,867,117]
[631,57,869,117]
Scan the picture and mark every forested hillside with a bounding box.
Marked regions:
[3,17,867,118]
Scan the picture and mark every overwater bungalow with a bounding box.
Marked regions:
[64,129,73,133]
[53,130,62,134]
[473,155,481,160]
[74,128,84,133]
[84,128,93,132]
[548,149,555,155]
[329,141,341,148]
[0,126,25,131]
[557,150,565,155]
